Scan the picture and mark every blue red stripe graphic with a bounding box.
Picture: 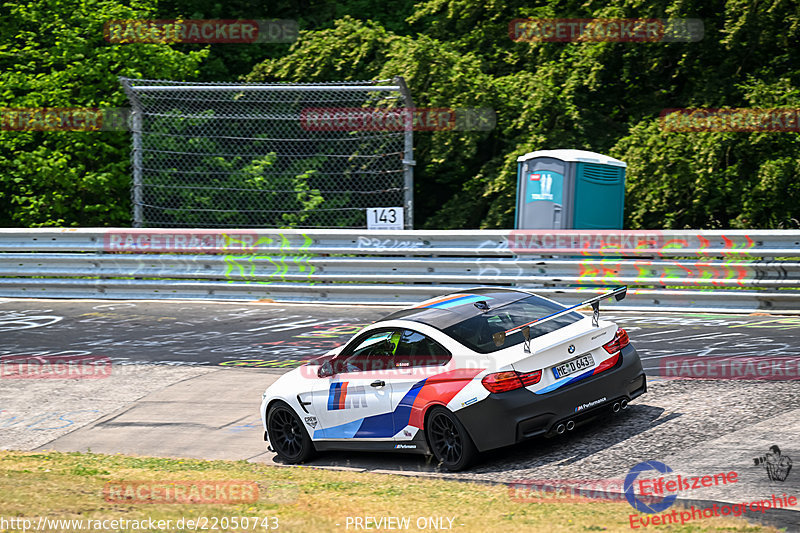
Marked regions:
[327,382,349,410]
[314,368,483,439]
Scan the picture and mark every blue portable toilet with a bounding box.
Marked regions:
[515,149,627,229]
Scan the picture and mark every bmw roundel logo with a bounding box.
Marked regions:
[568,345,575,354]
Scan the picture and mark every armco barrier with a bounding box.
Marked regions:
[0,228,798,311]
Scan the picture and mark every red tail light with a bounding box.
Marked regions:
[519,369,542,387]
[481,369,542,393]
[481,372,521,393]
[603,328,630,354]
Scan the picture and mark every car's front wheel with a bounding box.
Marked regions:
[425,407,477,471]
[266,402,315,464]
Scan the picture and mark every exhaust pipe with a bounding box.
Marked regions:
[556,423,566,435]
[612,402,621,413]
[621,399,629,410]
[566,420,575,431]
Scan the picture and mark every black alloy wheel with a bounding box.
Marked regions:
[267,402,315,463]
[426,407,477,471]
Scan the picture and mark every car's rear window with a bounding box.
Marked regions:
[442,295,583,353]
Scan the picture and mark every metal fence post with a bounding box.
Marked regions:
[121,78,143,228]
[131,109,143,228]
[395,76,415,230]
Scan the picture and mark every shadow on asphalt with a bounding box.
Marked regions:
[268,403,674,477]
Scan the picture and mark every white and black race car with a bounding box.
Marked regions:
[260,287,646,471]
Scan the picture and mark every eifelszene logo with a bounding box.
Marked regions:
[625,460,739,514]
[624,461,677,513]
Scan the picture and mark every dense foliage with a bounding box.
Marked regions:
[1,0,798,228]
[0,0,206,226]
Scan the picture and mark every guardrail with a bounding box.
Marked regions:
[1,228,799,312]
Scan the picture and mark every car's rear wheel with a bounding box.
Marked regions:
[267,402,315,464]
[426,407,477,471]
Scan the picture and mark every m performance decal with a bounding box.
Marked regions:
[327,382,368,410]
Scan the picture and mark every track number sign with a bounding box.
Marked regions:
[366,207,404,230]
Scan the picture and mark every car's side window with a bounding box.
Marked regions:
[393,329,451,368]
[335,330,398,373]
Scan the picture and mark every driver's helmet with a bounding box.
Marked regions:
[389,331,402,353]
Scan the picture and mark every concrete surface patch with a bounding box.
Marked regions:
[37,368,279,461]
[0,365,215,450]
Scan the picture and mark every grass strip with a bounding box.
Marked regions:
[0,451,780,533]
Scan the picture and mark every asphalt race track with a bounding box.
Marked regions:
[1,298,799,529]
[3,299,800,370]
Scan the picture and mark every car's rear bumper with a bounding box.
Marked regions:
[455,343,646,452]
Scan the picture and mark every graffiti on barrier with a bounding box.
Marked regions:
[574,234,757,289]
[223,233,315,284]
[504,230,787,289]
[356,236,426,250]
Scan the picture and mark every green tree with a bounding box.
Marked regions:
[4,0,800,229]
[244,17,497,228]
[245,1,800,229]
[614,77,800,229]
[0,0,206,226]
[155,0,420,81]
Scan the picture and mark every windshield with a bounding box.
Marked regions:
[442,295,583,353]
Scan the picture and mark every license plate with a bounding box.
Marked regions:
[553,354,594,378]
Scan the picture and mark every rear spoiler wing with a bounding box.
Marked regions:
[492,286,627,349]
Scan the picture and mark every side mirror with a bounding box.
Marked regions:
[318,360,335,378]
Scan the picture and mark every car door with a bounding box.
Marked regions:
[308,329,398,441]
[389,329,454,442]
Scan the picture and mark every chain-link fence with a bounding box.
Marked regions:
[120,77,413,228]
